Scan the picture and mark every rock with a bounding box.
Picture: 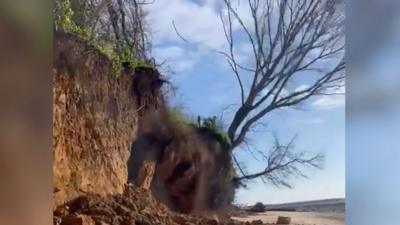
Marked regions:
[54,216,62,225]
[94,221,110,225]
[54,184,276,225]
[90,215,114,225]
[115,204,131,216]
[137,161,155,191]
[61,214,95,225]
[208,219,219,225]
[134,217,152,225]
[250,220,263,225]
[54,205,70,217]
[172,215,187,224]
[276,216,291,224]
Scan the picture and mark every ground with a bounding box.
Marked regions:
[232,211,345,225]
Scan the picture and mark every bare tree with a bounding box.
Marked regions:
[56,0,153,61]
[100,0,152,60]
[233,135,325,187]
[219,0,345,183]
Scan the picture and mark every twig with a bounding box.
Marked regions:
[172,20,189,43]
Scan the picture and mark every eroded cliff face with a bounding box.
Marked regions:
[128,110,235,213]
[52,31,235,214]
[53,31,139,207]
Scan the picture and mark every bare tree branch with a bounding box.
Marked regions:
[220,0,345,149]
[233,135,325,187]
[172,20,190,43]
[215,0,345,184]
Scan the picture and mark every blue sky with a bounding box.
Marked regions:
[145,0,345,204]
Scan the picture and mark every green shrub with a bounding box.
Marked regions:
[54,0,152,76]
[54,0,90,39]
[196,116,231,152]
[250,202,266,212]
[110,44,153,76]
[168,108,190,125]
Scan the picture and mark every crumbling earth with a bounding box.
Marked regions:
[52,32,274,225]
[54,184,273,225]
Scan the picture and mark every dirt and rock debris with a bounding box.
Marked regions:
[128,107,236,213]
[54,185,272,225]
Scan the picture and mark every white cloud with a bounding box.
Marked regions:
[145,0,253,50]
[312,84,345,110]
[294,84,309,92]
[260,87,289,98]
[145,0,252,73]
[145,0,228,49]
[294,117,324,125]
[153,46,184,59]
[312,95,345,110]
[152,46,198,73]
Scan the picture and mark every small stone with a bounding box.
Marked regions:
[54,205,70,217]
[251,219,263,225]
[276,216,291,224]
[59,93,67,104]
[61,214,95,225]
[207,218,219,225]
[134,217,152,225]
[54,216,62,225]
[115,204,131,216]
[94,221,110,225]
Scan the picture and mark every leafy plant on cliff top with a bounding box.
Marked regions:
[54,0,90,39]
[54,0,153,76]
[196,116,231,152]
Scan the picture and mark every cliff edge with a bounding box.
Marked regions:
[53,31,139,207]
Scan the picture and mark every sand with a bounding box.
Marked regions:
[232,211,345,225]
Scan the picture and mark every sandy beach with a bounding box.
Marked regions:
[232,211,345,225]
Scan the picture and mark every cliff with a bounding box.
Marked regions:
[53,31,139,207]
[52,31,235,215]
